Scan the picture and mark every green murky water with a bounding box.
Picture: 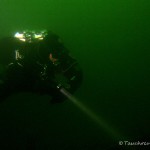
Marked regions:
[0,0,150,149]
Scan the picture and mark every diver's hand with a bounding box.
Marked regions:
[54,73,71,90]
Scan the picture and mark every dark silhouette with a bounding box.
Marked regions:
[0,30,82,103]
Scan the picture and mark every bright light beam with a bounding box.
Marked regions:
[59,87,124,140]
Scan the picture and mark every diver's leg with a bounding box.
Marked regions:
[0,82,14,102]
[0,64,24,102]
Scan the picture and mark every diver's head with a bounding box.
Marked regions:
[37,31,69,64]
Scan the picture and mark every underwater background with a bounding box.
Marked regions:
[0,0,150,149]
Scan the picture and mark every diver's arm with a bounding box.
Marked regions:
[63,62,83,93]
[46,57,83,103]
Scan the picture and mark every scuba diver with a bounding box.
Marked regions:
[0,30,82,103]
